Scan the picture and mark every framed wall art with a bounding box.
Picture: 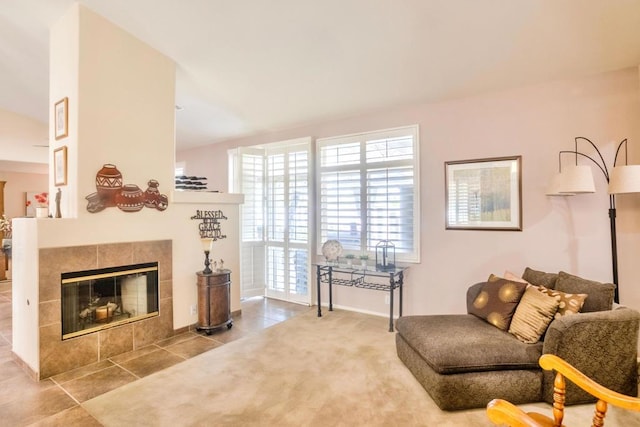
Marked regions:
[445,156,522,231]
[54,146,68,186]
[54,97,68,140]
[25,191,49,217]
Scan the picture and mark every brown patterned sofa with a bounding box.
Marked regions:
[395,268,640,411]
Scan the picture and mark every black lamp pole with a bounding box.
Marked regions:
[560,137,628,303]
[608,199,619,303]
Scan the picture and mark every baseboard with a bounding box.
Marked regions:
[318,302,396,319]
[11,351,38,382]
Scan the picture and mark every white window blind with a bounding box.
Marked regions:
[241,153,264,241]
[317,125,420,262]
[288,150,309,244]
[267,153,285,242]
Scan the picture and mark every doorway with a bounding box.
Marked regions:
[232,138,312,305]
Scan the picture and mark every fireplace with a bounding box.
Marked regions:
[61,262,159,340]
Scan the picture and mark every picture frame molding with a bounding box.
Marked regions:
[445,155,522,231]
[54,97,68,140]
[54,146,68,187]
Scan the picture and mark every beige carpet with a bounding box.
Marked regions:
[82,309,640,426]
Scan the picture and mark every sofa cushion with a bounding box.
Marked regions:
[468,279,527,330]
[395,315,542,375]
[522,267,558,289]
[555,271,615,313]
[395,333,544,411]
[509,287,560,343]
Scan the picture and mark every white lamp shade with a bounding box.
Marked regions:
[200,237,213,251]
[556,165,596,193]
[545,173,575,196]
[608,165,640,194]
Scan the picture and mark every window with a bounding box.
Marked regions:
[316,125,420,262]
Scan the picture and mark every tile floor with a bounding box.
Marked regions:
[0,279,312,426]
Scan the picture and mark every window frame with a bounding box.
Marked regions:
[315,125,420,263]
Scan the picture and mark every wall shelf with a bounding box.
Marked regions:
[170,191,244,205]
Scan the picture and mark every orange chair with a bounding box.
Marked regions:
[486,354,640,427]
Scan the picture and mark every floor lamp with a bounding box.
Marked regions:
[546,137,640,303]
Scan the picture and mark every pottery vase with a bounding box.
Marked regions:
[144,179,160,208]
[156,194,169,211]
[115,184,144,212]
[85,192,105,213]
[96,164,123,207]
[36,207,48,218]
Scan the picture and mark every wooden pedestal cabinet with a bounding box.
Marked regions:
[196,270,233,334]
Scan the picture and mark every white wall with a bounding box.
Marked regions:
[178,67,640,317]
[0,108,48,165]
[11,4,243,375]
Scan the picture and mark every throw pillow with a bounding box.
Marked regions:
[522,267,558,289]
[504,270,529,284]
[488,273,502,282]
[555,271,615,313]
[468,279,527,330]
[536,286,587,318]
[509,287,561,344]
[488,272,528,284]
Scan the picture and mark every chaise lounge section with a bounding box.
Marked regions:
[395,268,640,410]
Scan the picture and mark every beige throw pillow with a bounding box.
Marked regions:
[509,287,561,344]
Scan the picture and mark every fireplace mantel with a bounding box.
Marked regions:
[171,191,244,205]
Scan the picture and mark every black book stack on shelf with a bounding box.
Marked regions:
[175,175,208,191]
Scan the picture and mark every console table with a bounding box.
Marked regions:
[315,263,407,332]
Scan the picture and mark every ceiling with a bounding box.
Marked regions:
[2,0,640,169]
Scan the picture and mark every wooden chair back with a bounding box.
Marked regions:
[486,354,640,426]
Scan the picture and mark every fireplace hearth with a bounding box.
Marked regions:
[61,262,159,340]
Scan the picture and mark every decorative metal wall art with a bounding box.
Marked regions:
[86,164,168,213]
[191,210,227,241]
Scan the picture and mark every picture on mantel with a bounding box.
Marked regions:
[85,163,169,213]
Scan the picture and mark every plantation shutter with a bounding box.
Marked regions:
[236,148,267,298]
[317,126,420,262]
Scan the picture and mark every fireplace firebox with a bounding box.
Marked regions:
[61,262,159,340]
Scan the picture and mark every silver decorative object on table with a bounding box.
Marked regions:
[321,240,343,263]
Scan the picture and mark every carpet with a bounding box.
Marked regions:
[83,309,640,426]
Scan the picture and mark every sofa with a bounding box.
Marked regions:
[395,268,640,411]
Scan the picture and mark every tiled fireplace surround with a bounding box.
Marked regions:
[36,240,175,380]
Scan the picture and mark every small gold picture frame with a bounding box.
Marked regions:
[54,97,68,140]
[54,146,68,186]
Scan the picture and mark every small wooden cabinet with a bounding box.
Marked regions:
[196,270,233,334]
